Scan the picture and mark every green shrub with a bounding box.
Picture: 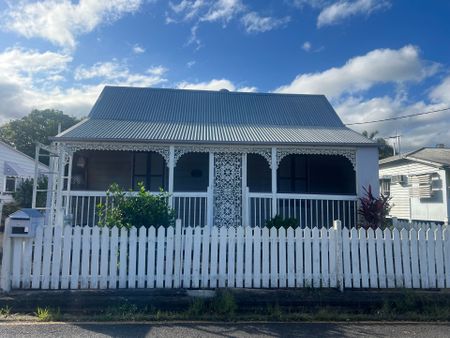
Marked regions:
[265,215,298,229]
[97,182,175,229]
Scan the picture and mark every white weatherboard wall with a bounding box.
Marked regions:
[380,161,449,223]
[356,147,379,197]
[2,220,450,291]
[0,141,46,199]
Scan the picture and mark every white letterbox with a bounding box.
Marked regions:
[6,209,44,238]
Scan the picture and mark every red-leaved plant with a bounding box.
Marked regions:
[358,185,391,230]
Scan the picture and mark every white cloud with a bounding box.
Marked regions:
[0,47,73,121]
[186,60,196,68]
[0,47,170,123]
[177,78,256,92]
[241,12,290,33]
[317,0,390,28]
[168,0,205,21]
[336,95,450,150]
[302,41,312,51]
[132,44,145,54]
[275,45,438,98]
[2,0,143,49]
[429,75,450,104]
[291,0,327,9]
[200,0,244,23]
[147,65,168,76]
[74,61,168,87]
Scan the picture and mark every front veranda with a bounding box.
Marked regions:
[51,143,360,229]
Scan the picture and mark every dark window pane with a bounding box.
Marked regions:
[294,179,307,193]
[308,155,356,194]
[247,154,271,192]
[5,177,15,192]
[149,176,164,191]
[278,158,291,177]
[294,156,307,178]
[278,178,292,193]
[134,153,147,176]
[150,153,164,176]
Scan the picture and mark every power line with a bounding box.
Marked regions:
[344,107,450,126]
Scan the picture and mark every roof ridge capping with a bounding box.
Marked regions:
[101,85,327,97]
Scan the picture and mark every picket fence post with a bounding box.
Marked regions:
[333,220,344,292]
[0,218,12,292]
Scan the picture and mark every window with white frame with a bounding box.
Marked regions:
[380,178,391,196]
[5,176,16,193]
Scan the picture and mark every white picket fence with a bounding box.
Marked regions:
[2,220,450,291]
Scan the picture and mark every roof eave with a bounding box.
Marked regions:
[50,136,377,148]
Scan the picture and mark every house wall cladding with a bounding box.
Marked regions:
[380,161,448,222]
[2,221,450,291]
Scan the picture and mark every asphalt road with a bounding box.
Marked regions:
[0,322,449,337]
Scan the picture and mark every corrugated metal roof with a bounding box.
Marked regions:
[56,86,374,146]
[380,147,450,167]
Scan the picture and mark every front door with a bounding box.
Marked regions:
[213,152,242,227]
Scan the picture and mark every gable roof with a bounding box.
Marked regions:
[55,86,374,146]
[380,147,450,167]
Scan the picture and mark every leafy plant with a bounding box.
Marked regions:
[358,184,391,230]
[0,305,11,317]
[97,182,175,229]
[35,307,61,321]
[265,215,298,229]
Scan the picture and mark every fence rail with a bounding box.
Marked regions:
[2,220,450,291]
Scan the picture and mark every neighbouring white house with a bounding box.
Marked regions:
[379,147,450,225]
[0,140,47,204]
[43,86,378,228]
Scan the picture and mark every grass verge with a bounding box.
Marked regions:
[1,289,449,323]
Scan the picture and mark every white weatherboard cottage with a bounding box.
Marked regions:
[379,147,450,224]
[44,86,379,229]
[0,140,47,204]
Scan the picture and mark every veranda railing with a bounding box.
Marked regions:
[62,191,210,227]
[63,190,358,229]
[247,192,358,228]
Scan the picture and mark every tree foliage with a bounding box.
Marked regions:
[362,130,395,160]
[0,109,80,161]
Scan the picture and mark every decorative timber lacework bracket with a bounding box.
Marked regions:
[276,147,357,170]
[63,142,171,164]
[173,145,272,167]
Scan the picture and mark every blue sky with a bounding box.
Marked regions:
[0,0,449,150]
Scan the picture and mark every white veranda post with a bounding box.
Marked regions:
[271,147,277,217]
